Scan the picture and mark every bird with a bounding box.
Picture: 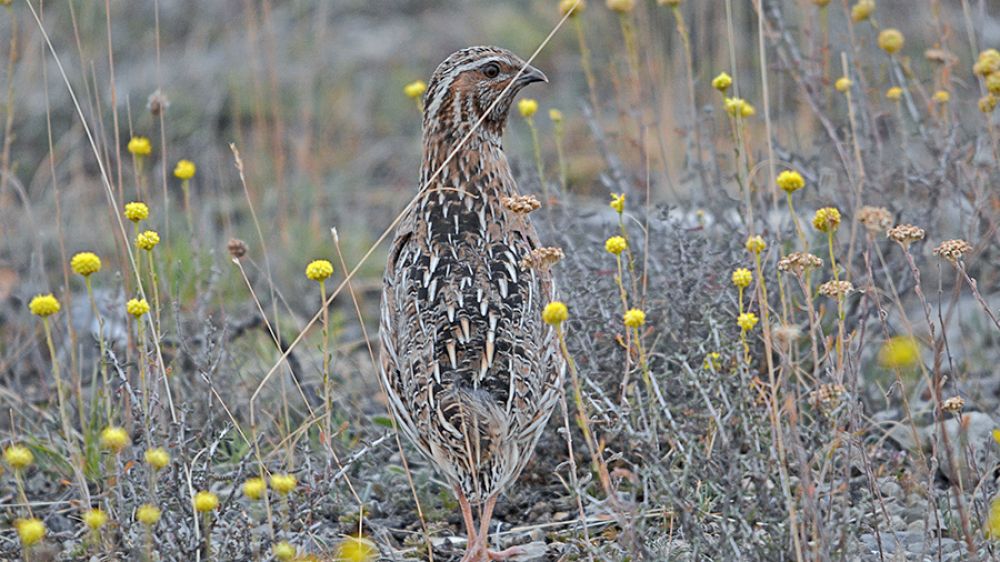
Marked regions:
[379,46,564,561]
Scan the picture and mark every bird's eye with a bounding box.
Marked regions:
[482,63,501,79]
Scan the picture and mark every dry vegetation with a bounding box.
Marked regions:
[1,0,1000,561]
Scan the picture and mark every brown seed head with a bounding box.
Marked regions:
[933,239,972,263]
[818,280,854,298]
[886,224,925,247]
[520,246,564,270]
[811,383,846,410]
[147,89,170,116]
[501,194,542,214]
[228,238,248,259]
[777,252,823,275]
[857,206,893,234]
[941,396,965,413]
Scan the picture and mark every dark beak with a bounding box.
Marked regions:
[515,64,548,86]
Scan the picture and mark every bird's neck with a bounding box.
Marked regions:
[419,124,509,191]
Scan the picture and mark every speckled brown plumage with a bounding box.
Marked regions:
[379,46,563,561]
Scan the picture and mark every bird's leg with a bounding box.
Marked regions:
[477,494,526,561]
[456,486,483,562]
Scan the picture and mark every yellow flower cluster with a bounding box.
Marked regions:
[606,0,634,13]
[703,352,722,371]
[83,508,108,531]
[623,308,646,328]
[173,159,196,180]
[4,444,34,470]
[100,426,129,453]
[609,193,625,214]
[15,518,46,547]
[932,90,950,104]
[127,136,152,157]
[559,0,586,17]
[812,207,841,233]
[29,294,60,317]
[731,268,752,289]
[776,170,805,193]
[724,97,755,118]
[194,491,219,513]
[737,312,759,332]
[124,201,149,223]
[71,252,102,276]
[974,48,1000,107]
[127,298,151,319]
[306,259,334,282]
[542,301,569,326]
[878,336,919,369]
[850,0,875,22]
[243,477,267,500]
[274,542,298,561]
[886,87,903,101]
[136,504,161,526]
[145,448,170,471]
[403,80,426,99]
[518,98,539,118]
[835,77,852,93]
[712,72,732,92]
[136,230,160,251]
[987,496,1000,540]
[335,536,378,562]
[877,29,904,54]
[271,473,297,495]
[605,236,628,255]
[745,235,766,255]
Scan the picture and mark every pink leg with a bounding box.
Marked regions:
[478,495,526,561]
[456,487,483,562]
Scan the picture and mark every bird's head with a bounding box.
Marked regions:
[421,46,547,142]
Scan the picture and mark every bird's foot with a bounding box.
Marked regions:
[487,545,526,560]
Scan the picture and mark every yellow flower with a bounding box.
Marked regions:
[623,308,646,328]
[877,29,904,54]
[993,428,1000,446]
[270,473,297,495]
[812,207,842,233]
[737,312,758,332]
[731,268,752,289]
[974,49,1000,76]
[981,95,999,114]
[100,426,129,453]
[724,97,755,117]
[835,77,852,93]
[812,0,831,6]
[136,230,160,251]
[144,448,170,471]
[4,444,34,470]
[15,518,46,547]
[124,201,149,223]
[886,87,903,101]
[173,159,196,180]
[986,73,1000,95]
[605,236,628,255]
[776,170,805,193]
[878,336,919,369]
[658,0,682,6]
[273,542,297,561]
[606,0,634,13]
[549,109,563,123]
[745,235,766,255]
[542,301,569,326]
[703,352,722,371]
[243,477,267,500]
[83,508,108,531]
[127,136,152,157]
[711,72,733,92]
[559,0,586,16]
[986,496,1000,540]
[305,259,334,282]
[403,80,427,99]
[194,491,219,513]
[518,98,538,118]
[335,536,378,562]
[850,0,874,22]
[932,90,950,104]
[71,252,102,276]
[136,504,161,526]
[126,298,150,319]
[29,294,61,317]
[609,193,625,214]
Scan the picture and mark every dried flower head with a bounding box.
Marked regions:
[306,260,334,282]
[941,396,965,414]
[501,194,541,214]
[877,29,904,54]
[29,294,61,317]
[243,477,267,500]
[776,170,805,193]
[731,268,752,289]
[194,491,219,513]
[886,224,925,247]
[228,238,248,259]
[605,236,628,255]
[609,193,625,214]
[623,308,646,328]
[850,0,875,22]
[818,280,854,298]
[127,136,152,157]
[520,247,564,270]
[886,87,903,100]
[270,473,297,495]
[136,230,160,251]
[126,298,150,319]
[83,508,108,531]
[777,252,824,275]
[144,448,170,471]
[658,0,682,5]
[15,518,45,547]
[737,312,759,332]
[812,207,841,233]
[403,80,426,99]
[835,77,852,93]
[811,383,846,409]
[173,159,196,180]
[100,426,129,453]
[712,72,733,92]
[136,504,161,526]
[772,324,803,347]
[933,239,972,262]
[878,336,920,369]
[559,0,586,17]
[518,98,539,118]
[124,202,150,223]
[542,301,569,326]
[147,90,170,116]
[857,206,893,234]
[4,444,34,470]
[745,235,766,255]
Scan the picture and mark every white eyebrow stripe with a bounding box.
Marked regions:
[424,55,511,119]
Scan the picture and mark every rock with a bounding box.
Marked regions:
[922,411,995,485]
